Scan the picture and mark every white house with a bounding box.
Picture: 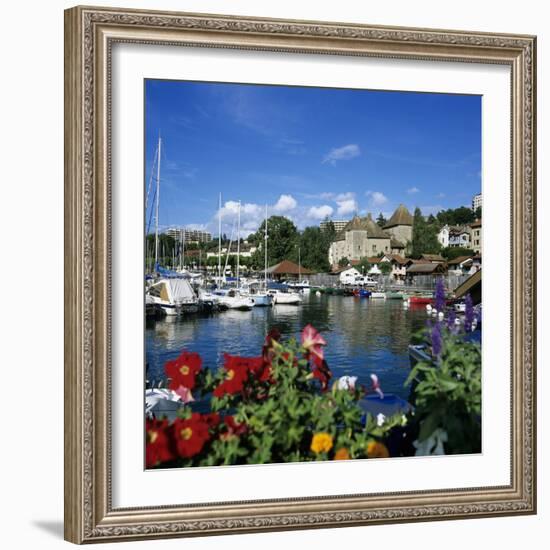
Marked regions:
[380,254,408,281]
[438,225,471,249]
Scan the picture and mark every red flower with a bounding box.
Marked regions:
[301,324,327,364]
[312,358,332,391]
[165,351,202,391]
[145,418,175,468]
[220,415,248,440]
[213,354,261,397]
[172,413,211,458]
[203,412,221,428]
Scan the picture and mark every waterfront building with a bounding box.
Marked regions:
[380,254,408,281]
[382,204,414,246]
[447,254,481,276]
[320,219,348,233]
[165,227,212,244]
[329,214,391,265]
[405,260,447,283]
[420,253,446,263]
[437,224,471,248]
[328,205,413,267]
[265,259,314,281]
[472,193,482,211]
[206,242,257,259]
[470,219,482,253]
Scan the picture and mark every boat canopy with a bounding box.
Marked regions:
[155,263,189,279]
[148,278,196,304]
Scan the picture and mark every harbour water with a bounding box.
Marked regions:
[145,294,428,400]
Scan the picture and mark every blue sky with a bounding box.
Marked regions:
[145,79,481,237]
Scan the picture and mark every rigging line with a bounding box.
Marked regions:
[145,145,159,211]
[146,184,157,236]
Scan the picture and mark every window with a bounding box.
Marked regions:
[373,244,377,252]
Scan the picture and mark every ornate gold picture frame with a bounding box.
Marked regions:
[64,5,536,544]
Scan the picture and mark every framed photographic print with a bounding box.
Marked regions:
[64,5,537,544]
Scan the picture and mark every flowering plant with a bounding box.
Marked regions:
[405,293,482,455]
[146,325,398,468]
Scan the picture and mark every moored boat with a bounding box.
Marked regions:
[146,277,199,316]
[268,288,302,305]
[408,295,434,305]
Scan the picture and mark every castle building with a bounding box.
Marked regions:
[382,204,414,246]
[328,205,414,266]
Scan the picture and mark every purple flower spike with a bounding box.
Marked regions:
[434,277,446,313]
[431,321,442,357]
[464,293,474,332]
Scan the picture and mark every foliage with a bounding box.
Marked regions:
[440,246,475,260]
[404,296,481,455]
[436,206,476,227]
[378,262,392,275]
[250,216,299,268]
[298,226,333,272]
[146,327,397,468]
[338,257,350,268]
[411,208,441,258]
[376,212,387,227]
[357,257,370,273]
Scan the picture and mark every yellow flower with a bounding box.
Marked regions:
[367,440,390,459]
[310,432,333,454]
[334,448,350,461]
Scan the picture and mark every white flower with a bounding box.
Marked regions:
[376,413,386,426]
[337,375,358,391]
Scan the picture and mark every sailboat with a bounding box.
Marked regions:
[213,200,254,311]
[144,134,198,316]
[244,204,272,307]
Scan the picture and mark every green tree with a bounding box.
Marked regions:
[379,262,392,275]
[474,206,482,220]
[338,257,350,268]
[376,212,387,227]
[355,257,371,275]
[436,206,475,226]
[411,208,441,258]
[297,226,331,272]
[441,247,475,260]
[251,216,299,269]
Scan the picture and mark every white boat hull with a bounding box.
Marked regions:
[273,292,302,305]
[250,294,272,307]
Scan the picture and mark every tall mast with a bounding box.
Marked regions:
[218,193,222,284]
[236,201,241,286]
[298,246,301,281]
[154,134,161,269]
[182,230,185,270]
[264,204,268,291]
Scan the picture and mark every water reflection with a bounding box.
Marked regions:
[145,295,427,399]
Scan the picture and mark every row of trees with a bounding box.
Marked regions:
[248,216,335,272]
[148,204,481,272]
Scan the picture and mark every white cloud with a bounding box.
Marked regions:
[365,191,388,207]
[336,201,357,216]
[322,144,361,166]
[437,192,446,199]
[273,194,297,212]
[307,205,334,219]
[407,186,420,194]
